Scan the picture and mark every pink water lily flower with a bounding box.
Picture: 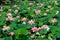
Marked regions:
[6,18,9,21]
[28,20,34,25]
[9,32,14,36]
[51,18,57,23]
[41,25,50,31]
[14,9,19,14]
[35,10,41,15]
[31,27,39,32]
[16,16,20,18]
[22,17,27,21]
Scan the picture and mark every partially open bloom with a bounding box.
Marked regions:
[28,20,34,25]
[41,35,45,38]
[44,13,47,16]
[37,3,44,7]
[30,34,34,38]
[48,6,51,8]
[13,5,17,8]
[38,27,41,30]
[8,16,14,21]
[40,3,44,7]
[31,27,39,32]
[22,22,26,24]
[8,9,11,11]
[51,18,57,23]
[2,26,10,31]
[16,16,20,18]
[46,9,49,12]
[29,2,33,5]
[9,17,14,21]
[6,18,9,21]
[41,25,50,31]
[36,32,40,35]
[14,9,19,14]
[7,13,14,21]
[9,32,14,36]
[22,17,27,22]
[7,13,12,16]
[18,20,20,22]
[35,10,41,15]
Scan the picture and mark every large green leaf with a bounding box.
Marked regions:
[5,36,12,40]
[15,28,28,35]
